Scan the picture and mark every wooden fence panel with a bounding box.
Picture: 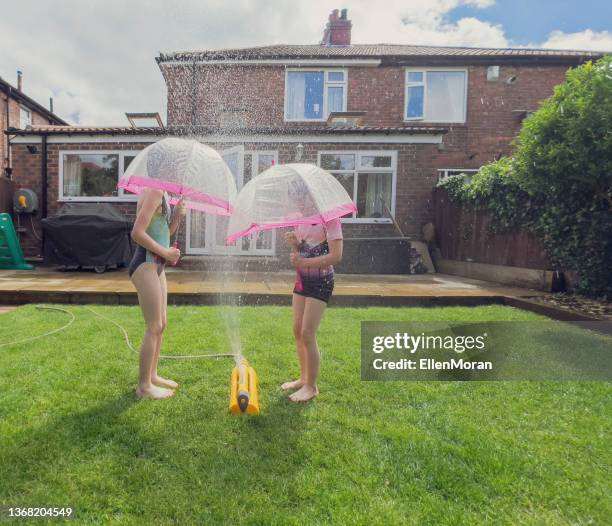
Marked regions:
[432,187,549,270]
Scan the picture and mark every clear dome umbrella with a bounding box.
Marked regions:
[226,163,356,244]
[117,137,237,215]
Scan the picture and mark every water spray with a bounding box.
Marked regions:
[0,305,260,415]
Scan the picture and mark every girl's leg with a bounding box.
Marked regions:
[131,264,174,400]
[289,297,326,402]
[151,271,178,389]
[281,294,307,391]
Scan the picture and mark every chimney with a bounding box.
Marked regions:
[321,8,352,46]
[17,70,23,91]
[49,97,54,113]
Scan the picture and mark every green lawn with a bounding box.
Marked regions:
[0,305,610,525]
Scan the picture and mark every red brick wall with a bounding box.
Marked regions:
[161,61,569,169]
[10,142,148,257]
[7,61,574,260]
[11,139,438,259]
[2,91,57,173]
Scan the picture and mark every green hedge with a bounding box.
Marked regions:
[438,56,612,297]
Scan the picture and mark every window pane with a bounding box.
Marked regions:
[333,173,355,200]
[425,71,466,122]
[221,151,241,185]
[124,155,136,171]
[189,211,207,249]
[320,154,355,170]
[327,86,344,113]
[216,216,230,247]
[257,154,275,175]
[20,108,31,129]
[447,169,477,177]
[356,173,392,219]
[406,85,424,119]
[62,154,119,197]
[255,231,273,250]
[407,71,423,82]
[360,155,392,168]
[327,71,344,81]
[286,71,324,119]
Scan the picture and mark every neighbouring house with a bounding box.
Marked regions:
[6,9,606,271]
[1,72,67,178]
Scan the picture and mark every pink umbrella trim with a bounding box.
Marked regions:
[225,202,357,245]
[118,175,232,215]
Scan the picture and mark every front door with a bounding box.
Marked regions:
[185,146,276,256]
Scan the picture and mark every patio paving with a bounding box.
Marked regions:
[0,267,546,306]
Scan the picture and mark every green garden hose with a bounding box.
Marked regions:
[0,305,235,360]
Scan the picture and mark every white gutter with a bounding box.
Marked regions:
[160,59,382,67]
[11,133,442,145]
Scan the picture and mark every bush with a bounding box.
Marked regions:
[438,56,612,297]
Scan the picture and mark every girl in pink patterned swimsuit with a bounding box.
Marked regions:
[282,218,343,402]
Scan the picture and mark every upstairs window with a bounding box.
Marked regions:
[285,70,346,121]
[19,106,32,129]
[405,69,467,123]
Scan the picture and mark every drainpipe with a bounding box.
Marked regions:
[41,134,48,218]
[40,133,48,252]
[4,84,10,178]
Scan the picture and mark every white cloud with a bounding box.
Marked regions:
[0,1,606,127]
[539,29,612,52]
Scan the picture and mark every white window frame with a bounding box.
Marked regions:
[242,150,278,255]
[19,106,32,129]
[247,150,278,181]
[186,146,245,255]
[58,150,141,202]
[284,68,347,122]
[317,150,397,224]
[437,168,478,183]
[404,67,468,124]
[185,148,278,257]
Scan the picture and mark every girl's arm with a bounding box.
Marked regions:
[291,239,343,269]
[169,197,186,235]
[131,189,175,260]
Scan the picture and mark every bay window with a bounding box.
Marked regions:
[285,69,346,121]
[319,151,396,222]
[405,69,467,123]
[60,151,139,201]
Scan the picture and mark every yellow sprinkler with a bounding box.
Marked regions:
[229,358,260,415]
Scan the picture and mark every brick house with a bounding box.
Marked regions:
[6,9,605,270]
[1,72,67,178]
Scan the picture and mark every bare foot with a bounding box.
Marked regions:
[152,376,178,389]
[281,379,304,392]
[289,384,318,403]
[136,385,175,400]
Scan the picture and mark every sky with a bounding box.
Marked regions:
[1,0,610,126]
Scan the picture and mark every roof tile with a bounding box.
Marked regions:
[157,44,606,63]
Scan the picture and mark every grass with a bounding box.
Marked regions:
[0,304,610,525]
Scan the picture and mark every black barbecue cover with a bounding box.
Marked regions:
[41,203,133,267]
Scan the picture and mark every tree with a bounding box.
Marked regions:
[439,56,612,297]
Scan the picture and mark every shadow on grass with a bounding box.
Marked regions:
[1,392,141,497]
[1,386,309,521]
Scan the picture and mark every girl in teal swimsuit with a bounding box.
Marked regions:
[130,188,185,400]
